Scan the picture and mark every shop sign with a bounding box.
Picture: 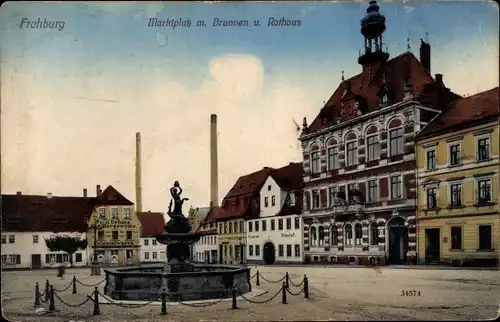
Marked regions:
[99,219,136,229]
[445,220,467,225]
[96,240,136,246]
[248,235,259,239]
[281,232,295,238]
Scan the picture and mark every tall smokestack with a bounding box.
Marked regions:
[135,132,143,212]
[210,114,219,207]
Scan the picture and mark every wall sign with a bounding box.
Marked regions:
[96,240,136,246]
[247,235,259,239]
[281,232,295,238]
[99,219,136,229]
[445,220,467,225]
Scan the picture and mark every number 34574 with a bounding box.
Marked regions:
[401,290,421,296]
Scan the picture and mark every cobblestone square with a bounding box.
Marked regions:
[2,265,499,321]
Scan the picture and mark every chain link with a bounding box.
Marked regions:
[97,291,161,308]
[288,278,304,288]
[37,292,49,303]
[53,281,73,292]
[53,291,93,307]
[286,287,304,296]
[259,274,286,284]
[177,292,228,307]
[236,286,283,304]
[249,273,257,280]
[76,278,106,287]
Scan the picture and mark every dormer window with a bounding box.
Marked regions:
[379,87,389,107]
[222,200,228,208]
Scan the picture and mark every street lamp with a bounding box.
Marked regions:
[87,218,105,276]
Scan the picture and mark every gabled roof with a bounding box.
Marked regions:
[270,162,304,191]
[94,185,134,206]
[187,207,211,233]
[417,87,499,139]
[136,212,165,238]
[305,52,461,134]
[224,167,274,199]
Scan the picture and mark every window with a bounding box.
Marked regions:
[229,245,232,257]
[312,190,320,208]
[224,245,227,257]
[367,180,378,202]
[278,219,283,230]
[235,246,240,259]
[477,138,490,161]
[389,128,403,156]
[294,217,300,230]
[152,239,157,245]
[449,144,461,166]
[390,176,402,199]
[224,223,227,234]
[8,235,15,243]
[278,244,284,257]
[329,186,338,206]
[264,197,269,207]
[145,252,150,260]
[347,183,357,204]
[124,208,131,219]
[240,221,244,233]
[271,196,276,206]
[289,193,296,206]
[268,185,272,191]
[286,218,292,230]
[144,239,149,246]
[112,231,118,240]
[248,245,253,256]
[126,231,132,240]
[330,227,337,246]
[255,221,260,232]
[248,222,253,232]
[262,220,267,231]
[1,235,5,244]
[228,222,232,234]
[75,253,83,263]
[152,252,158,259]
[450,184,462,207]
[294,244,300,257]
[426,150,436,170]
[318,226,325,246]
[380,92,388,105]
[478,225,492,250]
[2,254,21,265]
[370,223,378,245]
[311,151,321,173]
[426,187,437,209]
[450,226,462,250]
[111,208,118,219]
[354,224,362,245]
[327,146,338,170]
[219,223,223,234]
[271,219,275,231]
[366,135,379,161]
[478,179,492,204]
[99,208,106,218]
[255,245,260,256]
[33,235,39,244]
[286,245,292,257]
[98,231,104,240]
[310,226,317,246]
[344,224,353,246]
[346,142,357,166]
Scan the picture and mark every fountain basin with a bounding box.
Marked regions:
[104,264,251,301]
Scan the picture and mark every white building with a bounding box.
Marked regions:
[137,212,166,263]
[188,207,218,263]
[246,163,304,265]
[1,191,93,269]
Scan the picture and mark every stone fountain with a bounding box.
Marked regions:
[103,181,251,302]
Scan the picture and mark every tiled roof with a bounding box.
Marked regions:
[136,212,165,238]
[224,167,274,199]
[270,162,304,191]
[1,185,134,233]
[306,52,461,134]
[417,87,499,138]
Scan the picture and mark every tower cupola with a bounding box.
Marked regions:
[358,1,389,66]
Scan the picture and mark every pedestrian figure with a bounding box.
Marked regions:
[57,265,65,279]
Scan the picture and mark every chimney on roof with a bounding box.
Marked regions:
[83,188,88,198]
[16,191,22,195]
[96,184,101,196]
[435,73,443,86]
[135,132,143,212]
[210,115,219,207]
[47,192,52,199]
[420,39,431,74]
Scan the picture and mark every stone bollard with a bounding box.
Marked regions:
[161,290,167,315]
[93,287,100,315]
[34,282,41,307]
[256,270,260,286]
[45,279,50,302]
[281,281,287,304]
[285,272,289,289]
[231,287,238,310]
[48,286,55,312]
[72,276,77,294]
[304,275,309,299]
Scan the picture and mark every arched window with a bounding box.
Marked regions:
[345,132,358,166]
[388,118,404,157]
[310,144,321,174]
[330,226,338,246]
[344,224,353,246]
[365,125,380,162]
[355,223,363,245]
[318,226,325,246]
[326,138,339,171]
[310,226,317,246]
[370,222,379,246]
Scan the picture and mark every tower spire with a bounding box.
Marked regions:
[341,69,345,81]
[358,1,389,66]
[407,37,411,51]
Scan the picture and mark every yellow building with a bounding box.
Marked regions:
[218,218,246,264]
[87,185,141,266]
[415,87,499,266]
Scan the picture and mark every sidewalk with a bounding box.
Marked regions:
[247,263,499,271]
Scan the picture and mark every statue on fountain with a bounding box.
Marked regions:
[165,181,191,234]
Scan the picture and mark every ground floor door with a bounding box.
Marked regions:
[388,217,408,265]
[425,228,440,264]
[31,254,41,269]
[211,250,217,264]
[219,245,223,264]
[263,242,276,265]
[204,250,210,263]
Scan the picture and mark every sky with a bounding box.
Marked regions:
[1,1,498,213]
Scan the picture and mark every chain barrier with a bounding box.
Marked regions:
[53,291,93,308]
[236,286,283,304]
[259,274,286,284]
[76,278,106,287]
[53,281,73,293]
[286,286,304,296]
[249,272,257,280]
[37,291,49,303]
[288,277,304,288]
[98,291,161,308]
[177,291,228,308]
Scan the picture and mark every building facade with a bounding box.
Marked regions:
[246,163,304,264]
[137,212,166,263]
[86,185,141,266]
[299,1,460,265]
[416,87,499,266]
[1,190,94,269]
[188,207,218,263]
[204,167,273,265]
